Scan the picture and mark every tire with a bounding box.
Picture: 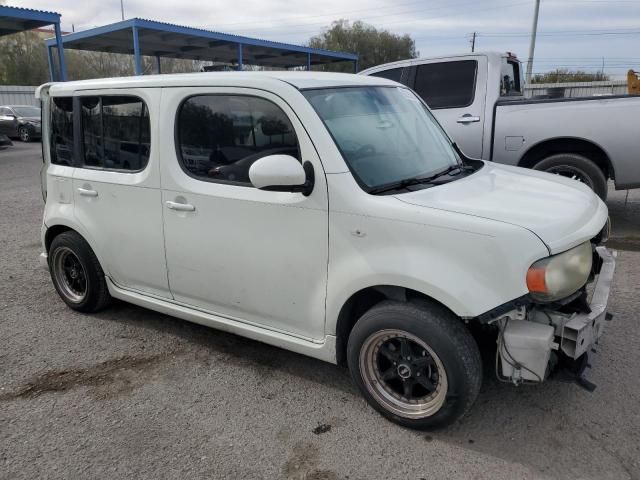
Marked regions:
[18,126,30,142]
[347,300,482,430]
[533,153,608,201]
[48,231,112,313]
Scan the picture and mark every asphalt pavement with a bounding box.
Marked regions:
[1,142,639,480]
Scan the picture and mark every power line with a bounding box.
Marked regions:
[225,0,532,36]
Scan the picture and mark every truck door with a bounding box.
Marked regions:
[409,56,487,159]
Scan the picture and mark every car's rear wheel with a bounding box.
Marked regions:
[48,231,111,312]
[533,153,608,200]
[347,300,482,430]
[19,126,30,142]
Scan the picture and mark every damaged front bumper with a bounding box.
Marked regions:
[496,246,616,385]
[553,246,616,359]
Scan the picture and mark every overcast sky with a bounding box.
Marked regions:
[11,0,640,77]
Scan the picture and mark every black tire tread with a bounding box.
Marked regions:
[533,152,608,200]
[49,231,111,312]
[347,299,482,430]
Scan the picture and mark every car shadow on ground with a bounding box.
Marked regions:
[87,297,634,478]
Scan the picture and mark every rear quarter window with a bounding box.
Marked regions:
[50,97,74,166]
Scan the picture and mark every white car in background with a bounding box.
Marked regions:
[37,72,614,429]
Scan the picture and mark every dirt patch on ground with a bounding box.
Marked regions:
[607,236,640,252]
[282,442,337,480]
[0,352,180,401]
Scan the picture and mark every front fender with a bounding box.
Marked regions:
[324,206,548,335]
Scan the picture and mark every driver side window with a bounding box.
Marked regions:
[177,95,300,186]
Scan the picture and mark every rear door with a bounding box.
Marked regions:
[71,89,170,298]
[409,56,487,159]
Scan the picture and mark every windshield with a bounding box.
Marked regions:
[13,106,40,118]
[303,86,460,190]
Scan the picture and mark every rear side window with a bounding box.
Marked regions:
[50,97,74,166]
[370,67,403,83]
[80,96,150,171]
[501,59,522,96]
[177,95,300,186]
[413,60,477,109]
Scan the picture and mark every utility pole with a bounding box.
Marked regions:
[120,0,125,21]
[470,32,477,53]
[525,0,541,85]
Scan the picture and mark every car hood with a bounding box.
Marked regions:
[394,161,608,254]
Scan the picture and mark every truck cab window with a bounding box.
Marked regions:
[370,68,404,83]
[501,59,522,96]
[413,60,477,109]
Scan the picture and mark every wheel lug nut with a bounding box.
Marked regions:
[407,356,411,361]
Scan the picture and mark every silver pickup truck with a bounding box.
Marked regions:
[361,52,640,199]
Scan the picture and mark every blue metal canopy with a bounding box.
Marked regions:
[45,18,358,78]
[0,5,66,81]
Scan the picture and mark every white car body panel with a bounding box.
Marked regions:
[71,88,169,298]
[394,161,608,254]
[39,72,608,364]
[159,87,329,339]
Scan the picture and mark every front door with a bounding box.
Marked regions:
[410,57,487,159]
[160,87,329,340]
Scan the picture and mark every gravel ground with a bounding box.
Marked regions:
[1,142,639,480]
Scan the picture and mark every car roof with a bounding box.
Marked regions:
[42,71,399,96]
[359,51,509,75]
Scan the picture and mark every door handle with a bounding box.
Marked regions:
[456,114,480,124]
[165,200,196,212]
[77,187,98,197]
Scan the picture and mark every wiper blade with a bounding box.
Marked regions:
[368,164,473,195]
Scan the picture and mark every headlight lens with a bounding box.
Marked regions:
[526,242,592,302]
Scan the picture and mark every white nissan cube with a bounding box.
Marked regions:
[37,72,615,429]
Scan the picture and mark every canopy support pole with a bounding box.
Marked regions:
[132,25,142,75]
[54,22,67,81]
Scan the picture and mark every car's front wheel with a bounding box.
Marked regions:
[347,300,482,430]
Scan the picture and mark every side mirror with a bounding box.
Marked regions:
[249,154,314,196]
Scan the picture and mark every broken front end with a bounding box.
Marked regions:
[481,242,616,390]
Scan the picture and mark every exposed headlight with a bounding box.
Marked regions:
[526,242,592,302]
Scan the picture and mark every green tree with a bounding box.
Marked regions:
[308,20,417,72]
[0,31,49,85]
[0,29,201,85]
[531,69,610,84]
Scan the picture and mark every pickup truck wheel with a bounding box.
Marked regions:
[533,153,608,200]
[347,300,482,430]
[48,231,112,313]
